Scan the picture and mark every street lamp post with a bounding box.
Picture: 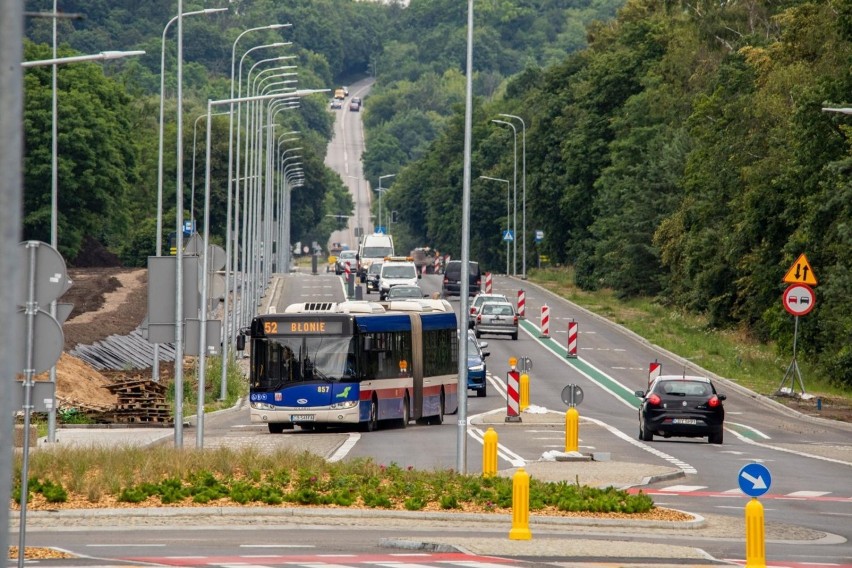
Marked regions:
[347,175,362,243]
[499,113,526,279]
[152,7,225,389]
[492,119,518,276]
[222,25,291,401]
[198,91,298,448]
[479,176,511,275]
[191,111,228,223]
[235,45,292,330]
[22,47,144,443]
[377,174,396,230]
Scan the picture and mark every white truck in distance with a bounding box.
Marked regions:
[357,232,394,281]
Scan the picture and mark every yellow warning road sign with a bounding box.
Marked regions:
[783,253,818,286]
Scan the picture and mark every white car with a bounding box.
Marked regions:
[379,257,420,300]
[468,293,509,327]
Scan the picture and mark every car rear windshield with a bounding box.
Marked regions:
[658,382,710,396]
[383,266,416,278]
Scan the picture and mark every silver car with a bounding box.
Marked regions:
[473,301,518,340]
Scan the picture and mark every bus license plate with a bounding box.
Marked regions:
[672,418,697,425]
[291,414,315,422]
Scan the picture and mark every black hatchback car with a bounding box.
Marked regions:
[441,260,481,297]
[634,375,726,444]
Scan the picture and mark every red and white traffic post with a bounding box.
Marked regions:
[484,272,493,293]
[540,304,550,338]
[517,289,525,318]
[344,261,354,298]
[506,357,522,422]
[566,319,578,358]
[648,360,662,388]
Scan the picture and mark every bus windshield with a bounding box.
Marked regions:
[252,336,355,391]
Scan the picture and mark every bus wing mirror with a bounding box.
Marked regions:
[236,333,246,352]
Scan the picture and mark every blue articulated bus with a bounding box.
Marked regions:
[247,302,459,433]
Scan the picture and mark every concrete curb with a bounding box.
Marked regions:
[12,504,706,530]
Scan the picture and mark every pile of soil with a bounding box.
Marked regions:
[32,266,152,412]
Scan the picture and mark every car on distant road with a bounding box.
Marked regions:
[335,250,358,275]
[634,375,726,444]
[468,292,509,327]
[349,97,362,111]
[473,301,518,340]
[379,257,419,300]
[365,262,382,294]
[441,260,481,297]
[464,330,489,397]
[330,98,342,110]
[385,285,425,300]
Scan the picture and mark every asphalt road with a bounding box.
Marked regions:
[254,269,852,566]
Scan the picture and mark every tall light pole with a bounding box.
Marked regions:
[479,176,510,275]
[377,174,396,229]
[191,111,228,223]
[234,46,291,336]
[156,8,227,256]
[822,107,852,114]
[199,91,297,448]
[499,113,526,279]
[222,24,291,402]
[0,3,24,561]
[492,119,517,276]
[22,47,144,442]
[456,0,475,475]
[347,175,362,243]
[153,7,225,387]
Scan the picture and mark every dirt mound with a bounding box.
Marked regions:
[32,353,117,410]
[61,268,148,349]
[71,236,122,268]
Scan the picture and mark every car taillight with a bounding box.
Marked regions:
[707,395,720,408]
[470,307,476,315]
[443,277,448,284]
[476,315,482,324]
[647,393,662,406]
[513,315,518,325]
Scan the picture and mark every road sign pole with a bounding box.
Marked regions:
[777,315,806,396]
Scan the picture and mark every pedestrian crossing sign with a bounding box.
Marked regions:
[503,230,514,242]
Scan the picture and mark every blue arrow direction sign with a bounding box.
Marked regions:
[738,463,771,497]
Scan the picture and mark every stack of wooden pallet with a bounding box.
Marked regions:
[106,379,172,424]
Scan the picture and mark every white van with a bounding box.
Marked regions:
[357,233,394,280]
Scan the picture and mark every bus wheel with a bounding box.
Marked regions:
[363,399,379,432]
[429,392,444,425]
[268,422,291,434]
[397,395,410,429]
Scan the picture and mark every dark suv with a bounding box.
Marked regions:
[441,260,481,297]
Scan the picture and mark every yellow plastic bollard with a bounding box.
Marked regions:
[508,467,532,540]
[482,427,498,478]
[745,498,766,568]
[519,373,530,411]
[565,406,579,452]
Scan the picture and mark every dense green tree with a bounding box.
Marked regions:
[22,41,141,262]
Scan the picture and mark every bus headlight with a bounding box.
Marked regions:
[469,363,485,372]
[251,402,276,411]
[330,400,358,410]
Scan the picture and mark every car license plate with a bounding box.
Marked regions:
[291,414,315,422]
[672,418,697,425]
